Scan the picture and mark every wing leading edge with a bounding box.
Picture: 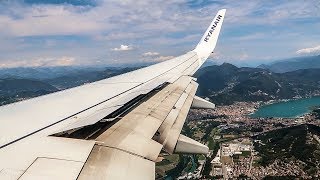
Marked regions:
[0,9,226,180]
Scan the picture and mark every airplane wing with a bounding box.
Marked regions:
[0,9,226,180]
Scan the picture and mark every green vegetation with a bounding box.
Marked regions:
[200,121,220,142]
[165,155,189,178]
[311,108,320,119]
[157,159,172,166]
[197,154,206,161]
[157,153,198,178]
[207,138,215,150]
[165,154,179,162]
[263,176,298,180]
[156,154,180,178]
[254,124,320,176]
[251,127,263,132]
[241,151,251,157]
[202,143,220,179]
[238,174,249,179]
[181,121,196,138]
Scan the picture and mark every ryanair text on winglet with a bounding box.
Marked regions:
[204,14,223,42]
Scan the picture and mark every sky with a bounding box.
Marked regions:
[0,0,320,68]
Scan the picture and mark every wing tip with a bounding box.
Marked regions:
[194,9,226,62]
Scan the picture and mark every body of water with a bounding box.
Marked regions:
[251,96,320,118]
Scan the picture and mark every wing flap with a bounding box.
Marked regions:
[191,95,216,109]
[0,137,95,173]
[94,76,194,161]
[175,134,209,154]
[162,81,198,154]
[96,129,163,161]
[78,146,155,180]
[19,158,83,180]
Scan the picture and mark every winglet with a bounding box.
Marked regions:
[194,9,226,63]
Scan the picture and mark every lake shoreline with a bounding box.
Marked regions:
[250,96,320,119]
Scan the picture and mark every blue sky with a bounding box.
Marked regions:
[0,0,320,68]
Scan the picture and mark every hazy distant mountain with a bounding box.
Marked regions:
[0,78,58,105]
[46,67,139,89]
[257,55,320,73]
[0,78,57,93]
[0,66,111,80]
[1,62,320,106]
[0,67,139,105]
[195,63,320,105]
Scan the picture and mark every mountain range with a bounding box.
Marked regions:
[257,55,320,73]
[45,67,138,89]
[0,78,58,106]
[0,55,320,106]
[0,66,125,80]
[195,63,320,105]
[0,67,137,106]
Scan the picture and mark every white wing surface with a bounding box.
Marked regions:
[0,9,226,180]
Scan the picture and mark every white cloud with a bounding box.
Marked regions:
[296,45,320,55]
[236,33,266,41]
[0,0,319,67]
[154,55,175,62]
[0,5,102,36]
[142,52,160,56]
[0,56,76,68]
[111,45,133,51]
[52,56,76,66]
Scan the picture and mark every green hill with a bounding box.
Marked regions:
[195,63,320,105]
[253,124,320,176]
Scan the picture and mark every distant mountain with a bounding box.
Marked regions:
[0,78,57,93]
[46,67,139,89]
[195,63,320,105]
[0,78,58,106]
[1,62,320,106]
[0,66,141,89]
[0,66,113,80]
[0,67,139,105]
[257,55,320,73]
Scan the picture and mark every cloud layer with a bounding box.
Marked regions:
[0,0,319,67]
[0,56,75,68]
[296,45,320,55]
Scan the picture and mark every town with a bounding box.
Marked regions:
[156,101,320,179]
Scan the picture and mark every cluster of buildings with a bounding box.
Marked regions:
[250,160,311,179]
[178,101,320,179]
[210,139,253,178]
[188,101,320,138]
